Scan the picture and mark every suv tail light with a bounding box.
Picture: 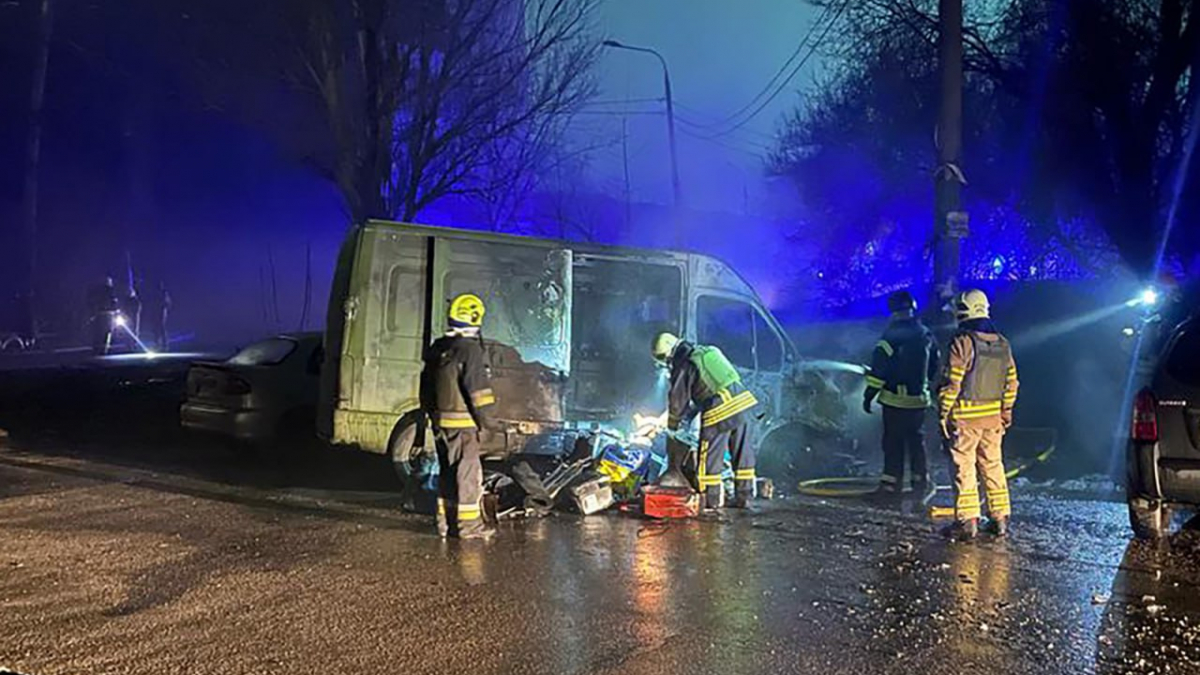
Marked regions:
[1131,388,1158,442]
[224,377,252,396]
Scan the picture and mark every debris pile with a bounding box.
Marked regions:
[459,417,768,522]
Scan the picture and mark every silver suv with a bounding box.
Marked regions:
[1127,318,1200,538]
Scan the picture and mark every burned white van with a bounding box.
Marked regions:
[319,220,843,475]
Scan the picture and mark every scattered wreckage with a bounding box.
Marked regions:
[409,414,771,521]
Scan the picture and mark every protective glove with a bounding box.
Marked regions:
[1001,413,1013,430]
[939,417,951,439]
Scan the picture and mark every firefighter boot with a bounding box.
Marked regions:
[986,516,1009,538]
[458,520,496,541]
[729,481,755,509]
[701,486,724,513]
[658,438,692,489]
[944,518,978,542]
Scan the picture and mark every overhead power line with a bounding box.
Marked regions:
[689,0,850,139]
[696,2,838,130]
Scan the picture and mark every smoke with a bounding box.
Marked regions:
[1010,302,1128,348]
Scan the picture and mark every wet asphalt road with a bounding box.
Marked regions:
[1,362,1199,674]
[2,442,1199,675]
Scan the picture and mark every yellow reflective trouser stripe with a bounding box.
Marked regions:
[877,340,894,357]
[718,389,733,405]
[735,469,756,481]
[697,440,721,487]
[437,411,476,428]
[865,375,886,389]
[956,491,981,518]
[702,390,758,426]
[439,499,482,521]
[470,388,495,407]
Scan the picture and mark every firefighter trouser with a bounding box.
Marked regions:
[881,406,929,491]
[435,428,485,538]
[698,423,754,507]
[949,424,1011,521]
[90,313,114,355]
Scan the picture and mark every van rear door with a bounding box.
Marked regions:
[434,239,572,425]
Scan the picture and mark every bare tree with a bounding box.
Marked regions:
[181,0,601,225]
[291,0,601,223]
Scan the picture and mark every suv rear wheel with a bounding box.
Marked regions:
[1128,497,1168,539]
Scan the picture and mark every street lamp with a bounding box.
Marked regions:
[602,39,683,213]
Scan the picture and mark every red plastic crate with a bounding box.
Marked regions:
[642,486,700,519]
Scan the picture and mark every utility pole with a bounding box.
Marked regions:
[621,116,632,229]
[932,0,965,321]
[602,40,684,248]
[21,0,54,338]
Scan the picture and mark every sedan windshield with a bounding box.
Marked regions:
[227,338,297,366]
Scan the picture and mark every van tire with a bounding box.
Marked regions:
[757,422,845,488]
[1128,497,1168,539]
[389,420,419,480]
[388,413,434,480]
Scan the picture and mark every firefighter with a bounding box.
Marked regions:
[652,332,759,510]
[863,289,940,503]
[86,275,119,355]
[422,293,497,539]
[938,289,1018,540]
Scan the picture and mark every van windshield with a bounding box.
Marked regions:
[227,338,297,366]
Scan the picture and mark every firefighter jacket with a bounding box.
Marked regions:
[422,333,497,430]
[667,341,758,435]
[865,316,940,409]
[938,319,1018,428]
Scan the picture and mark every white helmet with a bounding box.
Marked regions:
[954,289,990,322]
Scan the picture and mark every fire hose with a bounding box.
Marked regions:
[795,430,1058,515]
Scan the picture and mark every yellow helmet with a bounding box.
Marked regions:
[449,293,486,328]
[651,332,680,363]
[954,289,990,321]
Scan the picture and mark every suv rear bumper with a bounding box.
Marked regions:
[1128,441,1200,505]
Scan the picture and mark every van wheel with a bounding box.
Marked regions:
[1129,497,1168,539]
[757,422,847,490]
[388,419,421,481]
[389,418,436,513]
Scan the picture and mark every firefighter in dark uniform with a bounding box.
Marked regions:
[863,290,940,503]
[87,275,119,355]
[423,293,497,539]
[652,332,759,510]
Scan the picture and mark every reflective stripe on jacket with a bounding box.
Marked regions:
[422,334,496,430]
[865,316,940,409]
